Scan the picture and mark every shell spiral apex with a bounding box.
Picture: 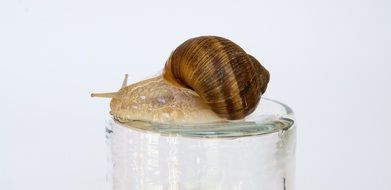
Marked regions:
[163,36,270,120]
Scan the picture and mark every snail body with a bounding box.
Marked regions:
[107,75,223,123]
[92,36,270,124]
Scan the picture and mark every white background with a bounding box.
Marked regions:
[1,0,390,189]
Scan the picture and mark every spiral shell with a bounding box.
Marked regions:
[163,36,270,120]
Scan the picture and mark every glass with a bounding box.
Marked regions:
[105,98,295,190]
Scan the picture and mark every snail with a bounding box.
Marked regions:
[91,36,270,124]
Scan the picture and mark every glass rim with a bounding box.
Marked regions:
[108,97,295,138]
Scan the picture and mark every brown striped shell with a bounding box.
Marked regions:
[163,36,270,120]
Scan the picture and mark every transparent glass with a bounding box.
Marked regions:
[105,98,295,190]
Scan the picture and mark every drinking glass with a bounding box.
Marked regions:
[105,98,295,190]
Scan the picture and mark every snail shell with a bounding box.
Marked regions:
[91,36,269,123]
[163,36,269,120]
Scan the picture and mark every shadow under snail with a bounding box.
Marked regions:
[91,36,270,124]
